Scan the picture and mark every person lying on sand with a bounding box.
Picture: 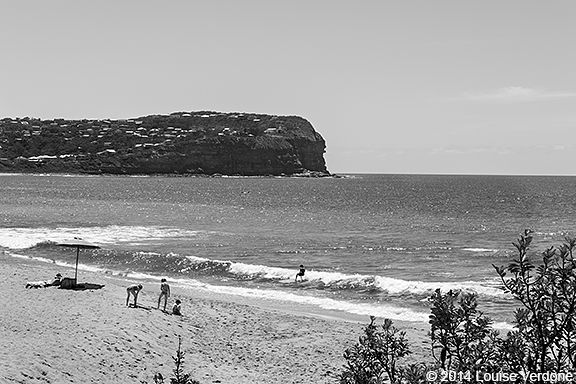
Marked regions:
[47,273,63,287]
[49,273,62,286]
[26,273,62,289]
[126,284,143,307]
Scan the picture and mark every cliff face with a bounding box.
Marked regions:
[0,112,330,176]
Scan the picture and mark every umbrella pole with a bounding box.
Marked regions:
[74,246,79,283]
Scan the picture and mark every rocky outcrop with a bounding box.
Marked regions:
[0,112,330,176]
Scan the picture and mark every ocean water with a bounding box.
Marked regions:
[2,173,575,326]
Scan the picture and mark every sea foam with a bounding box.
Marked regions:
[0,226,507,299]
[0,226,204,249]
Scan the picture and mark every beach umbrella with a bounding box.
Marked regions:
[57,237,100,283]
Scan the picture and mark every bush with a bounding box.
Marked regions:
[341,231,576,383]
[494,230,576,374]
[153,336,199,384]
[340,316,411,384]
[428,289,502,377]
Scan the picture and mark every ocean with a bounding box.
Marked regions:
[2,173,575,327]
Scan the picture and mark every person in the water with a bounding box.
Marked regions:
[295,265,305,282]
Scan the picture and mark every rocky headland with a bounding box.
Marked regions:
[0,111,330,176]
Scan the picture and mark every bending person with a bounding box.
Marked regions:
[126,284,143,307]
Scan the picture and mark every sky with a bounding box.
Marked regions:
[1,1,575,175]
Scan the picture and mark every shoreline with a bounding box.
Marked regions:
[1,251,431,384]
[0,170,336,178]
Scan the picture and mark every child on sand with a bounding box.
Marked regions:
[295,264,305,282]
[126,284,143,307]
[172,299,182,316]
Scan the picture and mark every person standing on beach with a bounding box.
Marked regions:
[126,284,143,307]
[157,278,171,311]
[295,264,306,282]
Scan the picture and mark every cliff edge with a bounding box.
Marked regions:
[0,111,330,176]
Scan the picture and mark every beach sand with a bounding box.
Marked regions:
[0,252,431,384]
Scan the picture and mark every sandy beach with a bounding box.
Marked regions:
[0,252,431,384]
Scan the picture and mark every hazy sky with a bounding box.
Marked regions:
[2,1,575,175]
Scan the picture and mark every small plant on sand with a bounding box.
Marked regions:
[170,336,199,384]
[152,336,199,384]
[341,231,576,383]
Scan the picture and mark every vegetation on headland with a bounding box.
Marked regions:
[341,231,576,383]
[0,111,329,176]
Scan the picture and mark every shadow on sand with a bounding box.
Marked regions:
[59,282,105,290]
[128,304,152,311]
[57,277,104,290]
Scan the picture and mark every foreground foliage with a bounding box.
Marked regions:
[340,316,411,383]
[152,336,199,384]
[341,231,576,383]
